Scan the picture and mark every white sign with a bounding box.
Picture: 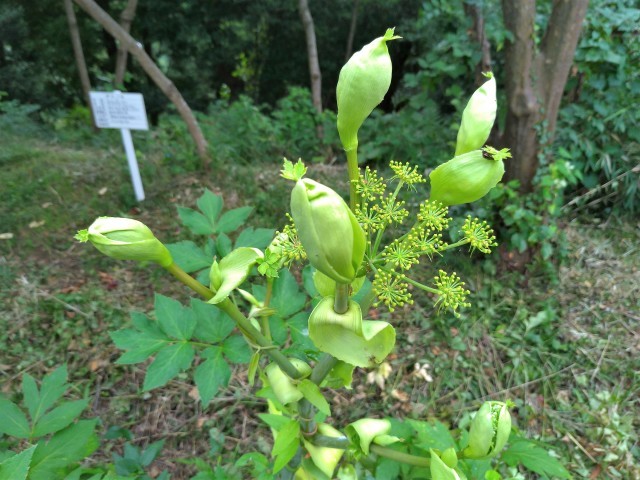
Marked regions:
[89,91,149,130]
[89,91,149,201]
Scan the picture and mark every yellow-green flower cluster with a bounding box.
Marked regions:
[372,270,413,312]
[389,160,426,187]
[433,270,471,317]
[418,200,451,231]
[462,216,497,254]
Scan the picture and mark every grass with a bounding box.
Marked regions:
[0,113,638,478]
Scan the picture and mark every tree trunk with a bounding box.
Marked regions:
[344,0,360,62]
[298,0,322,114]
[464,2,492,86]
[73,0,211,169]
[501,0,589,192]
[114,0,138,87]
[63,0,94,123]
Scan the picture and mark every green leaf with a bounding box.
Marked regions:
[257,414,290,431]
[222,335,251,364]
[0,445,37,480]
[155,294,197,341]
[280,158,307,181]
[287,311,315,353]
[298,379,331,416]
[272,420,300,473]
[29,419,99,480]
[197,190,223,225]
[216,206,253,234]
[190,298,235,344]
[502,439,571,479]
[235,227,276,250]
[208,248,263,304]
[143,343,195,391]
[194,350,231,405]
[166,241,213,273]
[216,233,233,258]
[110,329,169,365]
[0,398,30,438]
[270,269,306,318]
[177,206,214,235]
[375,457,400,480]
[408,419,457,452]
[21,374,40,422]
[247,351,260,387]
[32,399,89,437]
[34,365,69,424]
[140,439,165,467]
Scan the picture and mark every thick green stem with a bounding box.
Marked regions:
[370,444,431,467]
[260,277,274,341]
[298,353,339,436]
[346,148,360,210]
[333,283,350,314]
[311,434,350,449]
[164,262,303,380]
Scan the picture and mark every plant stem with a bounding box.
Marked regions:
[334,283,350,314]
[260,277,274,341]
[298,353,339,436]
[164,262,303,380]
[346,148,360,210]
[370,444,431,467]
[371,180,404,257]
[312,434,350,449]
[438,238,469,252]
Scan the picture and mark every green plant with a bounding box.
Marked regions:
[73,29,567,479]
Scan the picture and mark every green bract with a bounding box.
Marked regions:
[308,297,395,368]
[265,359,312,405]
[455,73,497,156]
[208,247,263,304]
[337,28,399,152]
[302,423,346,478]
[290,179,365,284]
[430,449,462,480]
[429,150,505,206]
[463,401,512,459]
[346,418,398,456]
[75,217,172,267]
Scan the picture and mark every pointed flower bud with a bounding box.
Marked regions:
[75,217,172,267]
[309,296,395,368]
[464,401,512,459]
[337,28,400,152]
[429,149,505,206]
[346,418,393,455]
[291,179,365,284]
[303,424,346,478]
[455,73,497,156]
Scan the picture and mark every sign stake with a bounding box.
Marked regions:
[120,128,145,202]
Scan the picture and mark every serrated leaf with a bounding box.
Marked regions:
[502,439,571,479]
[21,374,40,422]
[29,419,99,480]
[216,233,233,258]
[208,248,263,304]
[110,329,169,365]
[0,445,37,480]
[143,343,195,391]
[298,380,331,416]
[166,241,213,273]
[177,206,215,235]
[235,227,275,250]
[280,158,307,181]
[140,439,165,467]
[0,398,30,438]
[216,206,253,234]
[270,270,306,318]
[32,399,89,437]
[222,335,251,364]
[408,419,457,452]
[155,294,197,341]
[272,420,300,473]
[194,351,231,406]
[35,365,69,424]
[190,298,235,344]
[197,190,223,225]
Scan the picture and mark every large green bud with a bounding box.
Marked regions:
[429,149,505,206]
[75,217,172,267]
[455,73,497,156]
[337,28,399,152]
[290,179,365,284]
[463,401,512,459]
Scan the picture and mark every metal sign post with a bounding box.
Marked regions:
[89,91,149,202]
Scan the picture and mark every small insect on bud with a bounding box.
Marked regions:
[455,73,497,156]
[464,401,512,459]
[337,28,400,152]
[75,217,172,267]
[290,179,365,284]
[429,149,505,206]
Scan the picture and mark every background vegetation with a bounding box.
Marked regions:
[1,0,638,478]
